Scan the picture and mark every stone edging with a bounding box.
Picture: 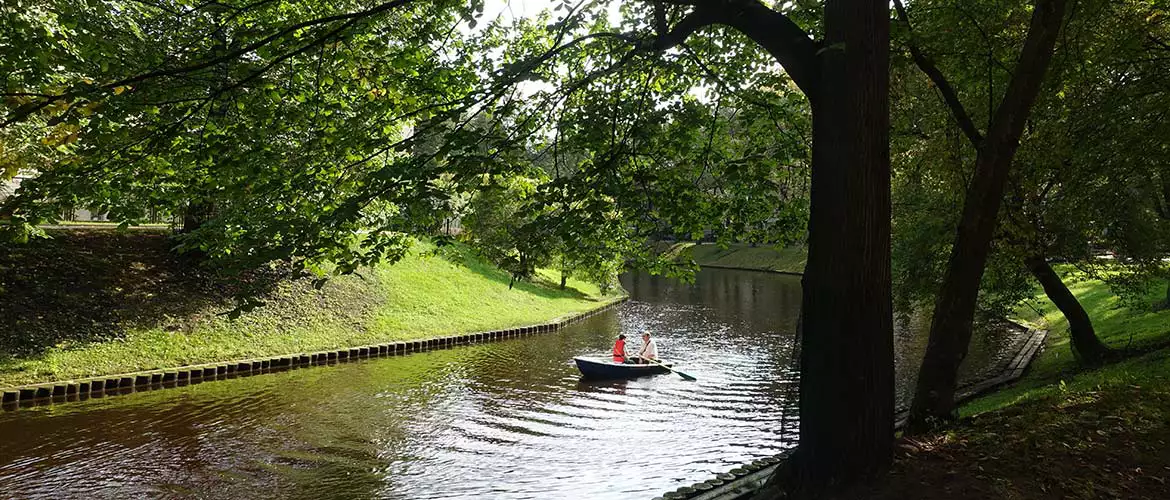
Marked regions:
[955,324,1049,402]
[696,263,804,277]
[652,324,1049,500]
[893,323,1049,426]
[1,297,628,411]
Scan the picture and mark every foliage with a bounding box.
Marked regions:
[1,0,813,292]
[460,171,552,284]
[1003,0,1170,300]
[2,0,490,278]
[890,0,1170,318]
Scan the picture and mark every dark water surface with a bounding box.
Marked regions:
[0,268,1025,499]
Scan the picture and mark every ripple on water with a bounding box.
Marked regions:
[0,269,1026,499]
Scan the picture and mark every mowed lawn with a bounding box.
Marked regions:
[0,232,618,387]
[963,268,1170,416]
[857,269,1170,500]
[664,241,807,274]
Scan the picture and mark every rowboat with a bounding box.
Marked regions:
[573,356,673,380]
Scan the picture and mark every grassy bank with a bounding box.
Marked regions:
[0,230,617,387]
[962,269,1170,415]
[848,269,1170,499]
[860,371,1170,499]
[663,242,807,274]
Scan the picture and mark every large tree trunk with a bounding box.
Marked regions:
[1025,255,1110,363]
[757,0,894,495]
[181,200,214,234]
[655,1,892,493]
[907,0,1068,431]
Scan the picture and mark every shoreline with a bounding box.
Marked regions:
[652,322,1049,500]
[0,231,618,388]
[662,242,807,275]
[2,297,627,410]
[695,263,805,276]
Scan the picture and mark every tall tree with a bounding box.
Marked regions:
[584,1,893,493]
[3,0,892,492]
[896,0,1071,429]
[892,0,1170,371]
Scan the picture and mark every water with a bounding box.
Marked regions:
[0,268,1027,499]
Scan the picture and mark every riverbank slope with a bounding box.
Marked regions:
[852,271,1170,499]
[662,242,807,274]
[0,230,618,387]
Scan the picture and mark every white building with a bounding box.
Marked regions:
[2,170,109,221]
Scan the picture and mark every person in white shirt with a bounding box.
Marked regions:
[637,332,659,363]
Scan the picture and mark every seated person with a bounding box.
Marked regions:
[637,332,658,363]
[611,334,628,363]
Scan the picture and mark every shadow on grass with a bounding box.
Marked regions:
[868,379,1170,500]
[429,244,597,302]
[0,229,282,360]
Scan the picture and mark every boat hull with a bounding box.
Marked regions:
[573,356,672,380]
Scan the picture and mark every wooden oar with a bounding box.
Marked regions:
[641,356,696,381]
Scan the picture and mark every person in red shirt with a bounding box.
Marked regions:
[612,334,628,363]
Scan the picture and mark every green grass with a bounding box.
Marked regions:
[863,268,1170,499]
[961,268,1170,416]
[665,242,807,274]
[0,237,618,387]
[876,364,1170,499]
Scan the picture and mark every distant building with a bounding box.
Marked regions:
[2,170,110,221]
[63,208,110,222]
[0,171,28,200]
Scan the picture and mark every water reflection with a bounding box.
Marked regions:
[0,268,1024,499]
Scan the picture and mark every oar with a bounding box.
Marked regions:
[641,356,696,381]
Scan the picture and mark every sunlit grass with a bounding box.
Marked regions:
[962,267,1170,416]
[0,242,618,387]
[667,242,807,274]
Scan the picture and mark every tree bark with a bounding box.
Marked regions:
[907,0,1068,431]
[1025,255,1110,363]
[1154,173,1170,219]
[750,0,893,495]
[181,200,213,234]
[656,1,893,493]
[1155,280,1170,312]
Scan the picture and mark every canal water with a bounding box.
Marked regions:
[0,268,1027,499]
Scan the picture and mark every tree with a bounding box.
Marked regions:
[1009,0,1170,361]
[2,0,892,493]
[2,0,489,277]
[544,1,892,492]
[895,0,1072,430]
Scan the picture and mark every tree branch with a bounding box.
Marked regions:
[893,0,984,147]
[650,4,716,52]
[649,1,818,96]
[711,1,819,96]
[1,0,417,128]
[984,0,1068,152]
[654,1,669,38]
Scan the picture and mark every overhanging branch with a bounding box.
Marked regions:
[893,0,984,148]
[643,1,817,96]
[1,0,418,129]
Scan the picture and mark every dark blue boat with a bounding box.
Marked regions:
[573,356,673,380]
